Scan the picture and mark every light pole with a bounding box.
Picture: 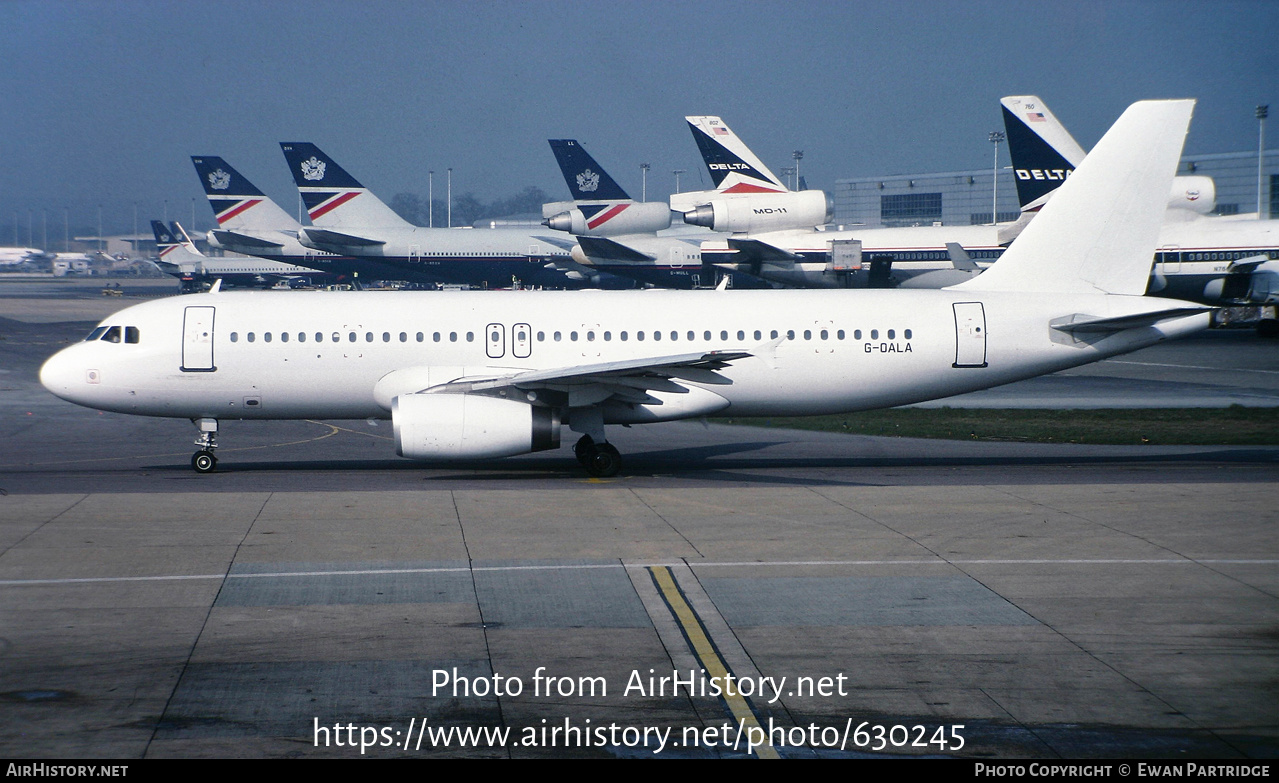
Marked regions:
[989,131,1005,224]
[1258,105,1269,219]
[428,170,434,228]
[780,167,795,190]
[792,150,804,190]
[640,163,650,202]
[672,169,685,194]
[447,168,452,228]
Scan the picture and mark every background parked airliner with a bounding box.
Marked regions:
[279,142,632,289]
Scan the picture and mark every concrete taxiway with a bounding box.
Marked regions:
[0,279,1276,758]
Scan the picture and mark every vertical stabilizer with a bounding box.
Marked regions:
[959,100,1194,295]
[1001,96,1086,209]
[549,140,631,201]
[151,220,204,272]
[279,142,412,229]
[192,156,301,230]
[686,116,787,193]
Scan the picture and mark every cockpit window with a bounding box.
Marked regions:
[86,326,108,341]
[101,326,122,343]
[125,327,140,344]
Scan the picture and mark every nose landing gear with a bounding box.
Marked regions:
[191,417,219,473]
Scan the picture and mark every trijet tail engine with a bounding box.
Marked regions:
[543,201,673,236]
[682,190,834,233]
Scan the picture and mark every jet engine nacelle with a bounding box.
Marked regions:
[1169,175,1215,215]
[542,201,673,236]
[683,190,833,233]
[393,393,560,459]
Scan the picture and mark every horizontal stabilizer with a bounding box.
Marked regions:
[946,242,980,272]
[210,230,284,249]
[727,238,798,268]
[301,228,386,247]
[1051,307,1210,334]
[576,236,656,262]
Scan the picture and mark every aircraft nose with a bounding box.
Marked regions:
[39,346,89,402]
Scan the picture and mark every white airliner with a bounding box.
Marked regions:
[41,101,1208,477]
[151,220,333,291]
[0,247,45,266]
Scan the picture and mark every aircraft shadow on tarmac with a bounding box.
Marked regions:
[118,441,1279,488]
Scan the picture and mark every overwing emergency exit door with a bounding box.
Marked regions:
[486,323,505,358]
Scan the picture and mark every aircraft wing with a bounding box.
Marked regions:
[301,228,386,247]
[430,350,750,407]
[210,230,285,249]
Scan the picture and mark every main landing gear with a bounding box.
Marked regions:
[191,417,218,473]
[574,434,621,478]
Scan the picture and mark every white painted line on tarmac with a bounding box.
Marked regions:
[3,557,1275,586]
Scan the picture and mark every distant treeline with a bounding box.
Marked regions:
[389,186,551,227]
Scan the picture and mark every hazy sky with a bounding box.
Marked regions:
[1,0,1275,237]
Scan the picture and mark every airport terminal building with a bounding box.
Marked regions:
[832,149,1278,228]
